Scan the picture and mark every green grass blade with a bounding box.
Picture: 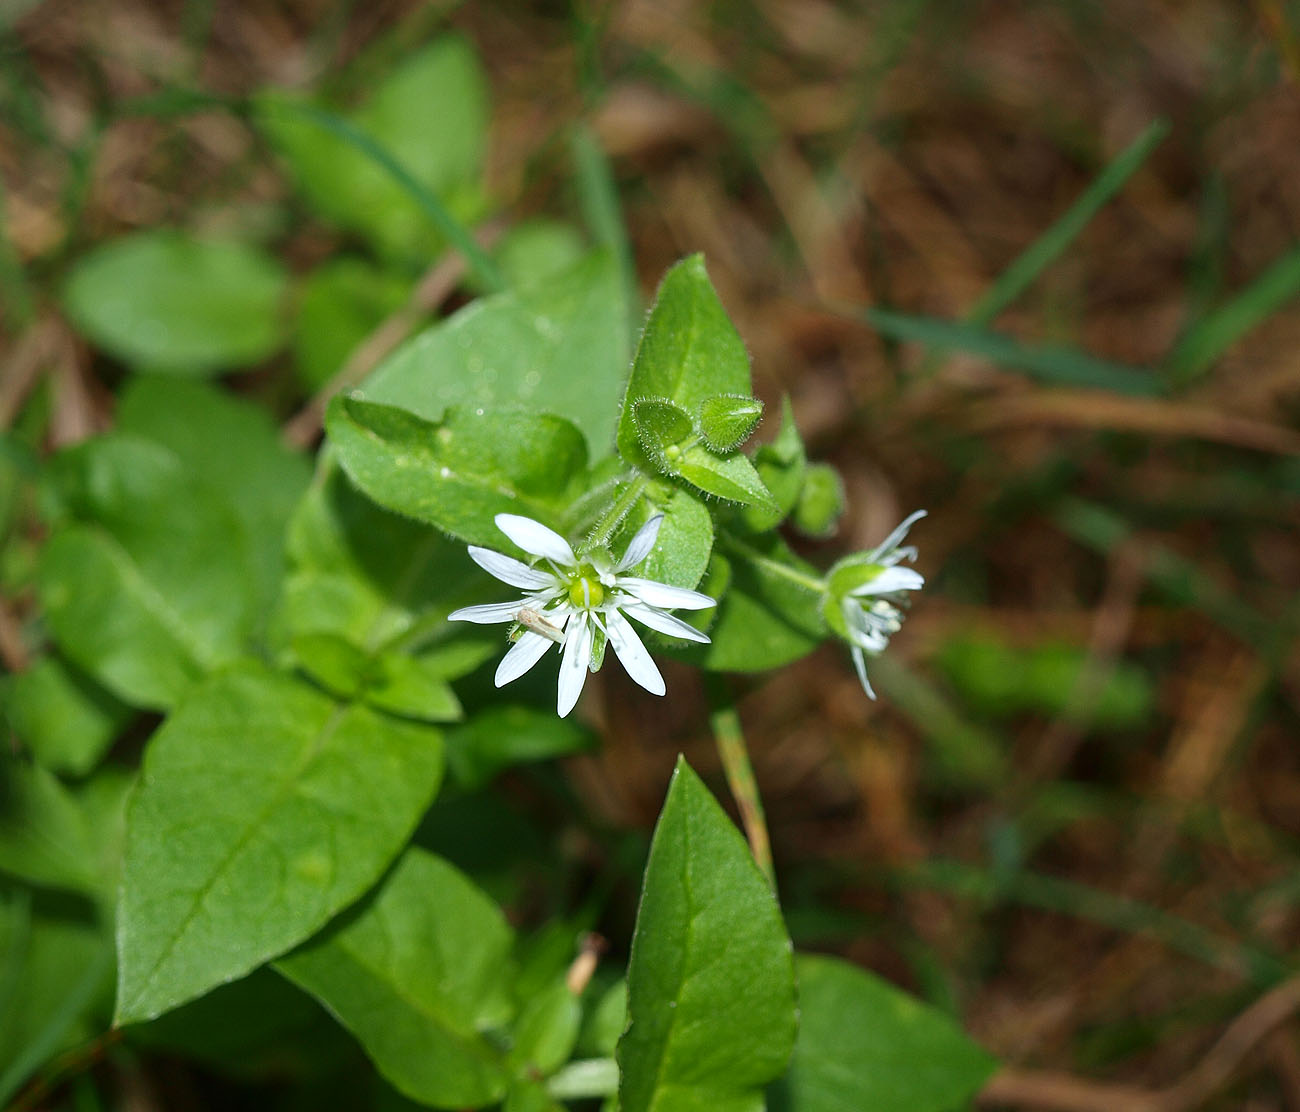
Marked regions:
[261,101,505,293]
[864,308,1165,395]
[968,119,1169,325]
[1166,244,1300,384]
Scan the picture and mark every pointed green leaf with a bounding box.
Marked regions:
[613,487,713,591]
[618,757,796,1112]
[0,759,98,894]
[326,396,588,548]
[673,445,777,510]
[617,256,754,473]
[3,655,130,777]
[276,847,515,1108]
[769,955,996,1112]
[115,663,444,1024]
[363,252,630,458]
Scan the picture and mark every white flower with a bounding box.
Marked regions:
[836,509,926,699]
[448,513,714,717]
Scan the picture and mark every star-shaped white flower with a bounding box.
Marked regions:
[839,510,926,699]
[449,513,714,717]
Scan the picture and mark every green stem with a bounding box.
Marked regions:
[705,676,775,890]
[717,529,825,594]
[582,474,648,551]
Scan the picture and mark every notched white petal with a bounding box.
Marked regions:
[495,630,554,687]
[468,546,554,590]
[617,577,715,611]
[867,509,927,563]
[850,645,877,699]
[849,566,924,596]
[495,514,576,566]
[448,600,524,625]
[622,602,711,644]
[605,610,665,695]
[557,615,593,717]
[616,514,664,571]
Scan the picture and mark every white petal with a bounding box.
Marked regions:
[468,546,554,589]
[622,602,711,644]
[605,610,665,695]
[850,645,877,699]
[448,600,526,625]
[849,566,924,596]
[495,631,553,687]
[615,514,663,571]
[617,577,715,611]
[557,615,593,717]
[495,514,576,566]
[866,509,927,563]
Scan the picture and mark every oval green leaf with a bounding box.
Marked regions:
[115,663,444,1024]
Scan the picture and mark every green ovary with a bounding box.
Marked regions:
[568,574,605,609]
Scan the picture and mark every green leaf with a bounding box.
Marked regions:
[276,462,481,652]
[37,436,255,709]
[0,887,112,1107]
[61,230,288,373]
[257,37,489,261]
[445,707,596,792]
[326,396,588,548]
[613,486,713,592]
[698,394,763,453]
[290,633,461,723]
[740,397,806,532]
[276,847,515,1109]
[490,220,588,292]
[293,257,412,391]
[115,663,444,1024]
[769,955,996,1112]
[791,464,845,539]
[0,759,98,894]
[3,655,130,777]
[116,377,311,621]
[618,757,796,1112]
[617,255,755,473]
[362,252,630,459]
[671,445,776,511]
[697,533,824,672]
[508,977,582,1078]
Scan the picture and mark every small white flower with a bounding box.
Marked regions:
[836,510,926,699]
[449,513,714,717]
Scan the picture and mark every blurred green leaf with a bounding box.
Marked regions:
[490,220,588,292]
[256,37,491,265]
[292,258,412,392]
[618,757,796,1112]
[0,759,98,894]
[363,252,630,459]
[37,435,255,710]
[115,663,444,1023]
[740,397,806,533]
[61,230,288,373]
[3,655,130,777]
[507,976,582,1078]
[326,396,588,548]
[445,706,596,792]
[0,887,112,1107]
[117,377,311,621]
[697,532,824,672]
[277,847,516,1109]
[769,954,996,1112]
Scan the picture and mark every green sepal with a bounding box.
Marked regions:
[698,393,763,453]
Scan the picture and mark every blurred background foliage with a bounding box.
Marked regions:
[3,0,1300,1108]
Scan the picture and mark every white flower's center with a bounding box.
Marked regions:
[568,569,606,610]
